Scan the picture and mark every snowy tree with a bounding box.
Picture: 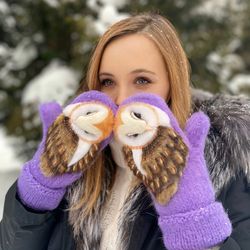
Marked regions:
[127,0,250,95]
[0,0,95,161]
[0,0,249,165]
[0,0,131,165]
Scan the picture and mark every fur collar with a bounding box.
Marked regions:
[192,89,250,196]
[66,89,250,249]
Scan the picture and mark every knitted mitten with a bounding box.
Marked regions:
[113,93,232,250]
[17,90,116,211]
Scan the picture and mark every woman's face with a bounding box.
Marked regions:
[99,34,170,105]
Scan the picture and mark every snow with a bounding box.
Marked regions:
[0,43,10,59]
[43,0,78,8]
[228,74,250,95]
[224,54,244,71]
[5,15,16,28]
[206,52,245,84]
[206,52,222,75]
[99,4,128,25]
[94,5,129,34]
[43,0,60,8]
[193,0,246,21]
[0,38,38,88]
[0,91,7,102]
[87,0,129,35]
[0,0,9,14]
[0,127,24,173]
[22,60,79,106]
[227,38,242,53]
[0,70,20,87]
[99,0,128,8]
[175,0,186,8]
[0,116,20,220]
[9,38,37,70]
[0,171,19,220]
[33,33,45,43]
[22,60,80,125]
[87,0,128,10]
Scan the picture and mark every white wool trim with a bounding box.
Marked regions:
[100,165,134,250]
[67,140,91,167]
[132,148,147,176]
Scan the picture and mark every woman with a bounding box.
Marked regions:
[1,13,250,250]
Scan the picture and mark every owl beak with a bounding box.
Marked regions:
[75,116,101,136]
[95,109,114,140]
[120,121,154,137]
[145,124,153,131]
[117,110,155,137]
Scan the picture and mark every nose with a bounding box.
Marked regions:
[115,86,131,106]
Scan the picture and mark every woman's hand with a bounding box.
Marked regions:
[113,93,189,204]
[17,90,117,211]
[113,93,232,250]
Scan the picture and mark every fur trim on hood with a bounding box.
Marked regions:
[192,89,250,196]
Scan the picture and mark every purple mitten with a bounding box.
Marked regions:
[17,90,117,211]
[113,93,232,250]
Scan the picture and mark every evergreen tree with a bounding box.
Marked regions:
[0,0,249,161]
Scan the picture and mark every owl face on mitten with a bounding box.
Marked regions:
[40,91,116,177]
[113,93,189,205]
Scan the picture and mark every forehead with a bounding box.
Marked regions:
[99,33,165,72]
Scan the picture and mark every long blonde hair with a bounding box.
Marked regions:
[75,13,191,217]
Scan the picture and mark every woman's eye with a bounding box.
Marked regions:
[100,79,113,87]
[135,77,151,85]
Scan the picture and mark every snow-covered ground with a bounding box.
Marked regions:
[0,127,23,220]
[0,170,19,220]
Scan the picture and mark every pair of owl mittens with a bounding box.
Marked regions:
[17,91,117,211]
[17,90,232,249]
[113,93,232,250]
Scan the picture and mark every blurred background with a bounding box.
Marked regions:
[1,0,250,218]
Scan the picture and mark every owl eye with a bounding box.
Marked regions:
[86,110,97,116]
[127,133,139,138]
[131,111,142,120]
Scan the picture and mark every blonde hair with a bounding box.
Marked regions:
[75,13,191,217]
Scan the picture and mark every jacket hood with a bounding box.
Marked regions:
[192,89,250,196]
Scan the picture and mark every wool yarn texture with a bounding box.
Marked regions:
[113,93,232,250]
[17,91,117,211]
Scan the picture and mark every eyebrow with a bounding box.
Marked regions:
[99,69,156,77]
[130,69,156,75]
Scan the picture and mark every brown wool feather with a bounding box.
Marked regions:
[40,115,78,176]
[70,143,100,173]
[123,126,188,205]
[41,114,102,176]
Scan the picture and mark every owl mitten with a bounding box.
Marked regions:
[17,90,116,211]
[114,93,232,250]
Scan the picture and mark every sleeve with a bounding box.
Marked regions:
[218,172,250,250]
[0,180,59,250]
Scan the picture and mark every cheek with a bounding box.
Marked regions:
[100,87,116,102]
[144,84,170,100]
[158,86,170,100]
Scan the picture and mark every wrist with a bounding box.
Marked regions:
[157,202,232,250]
[17,164,66,211]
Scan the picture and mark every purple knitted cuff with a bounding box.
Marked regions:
[17,165,66,211]
[158,202,232,250]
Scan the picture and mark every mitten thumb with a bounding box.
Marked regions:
[39,102,62,135]
[185,112,210,149]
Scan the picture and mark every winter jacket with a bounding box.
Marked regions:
[1,90,250,250]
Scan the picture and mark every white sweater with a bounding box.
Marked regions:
[100,139,135,250]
